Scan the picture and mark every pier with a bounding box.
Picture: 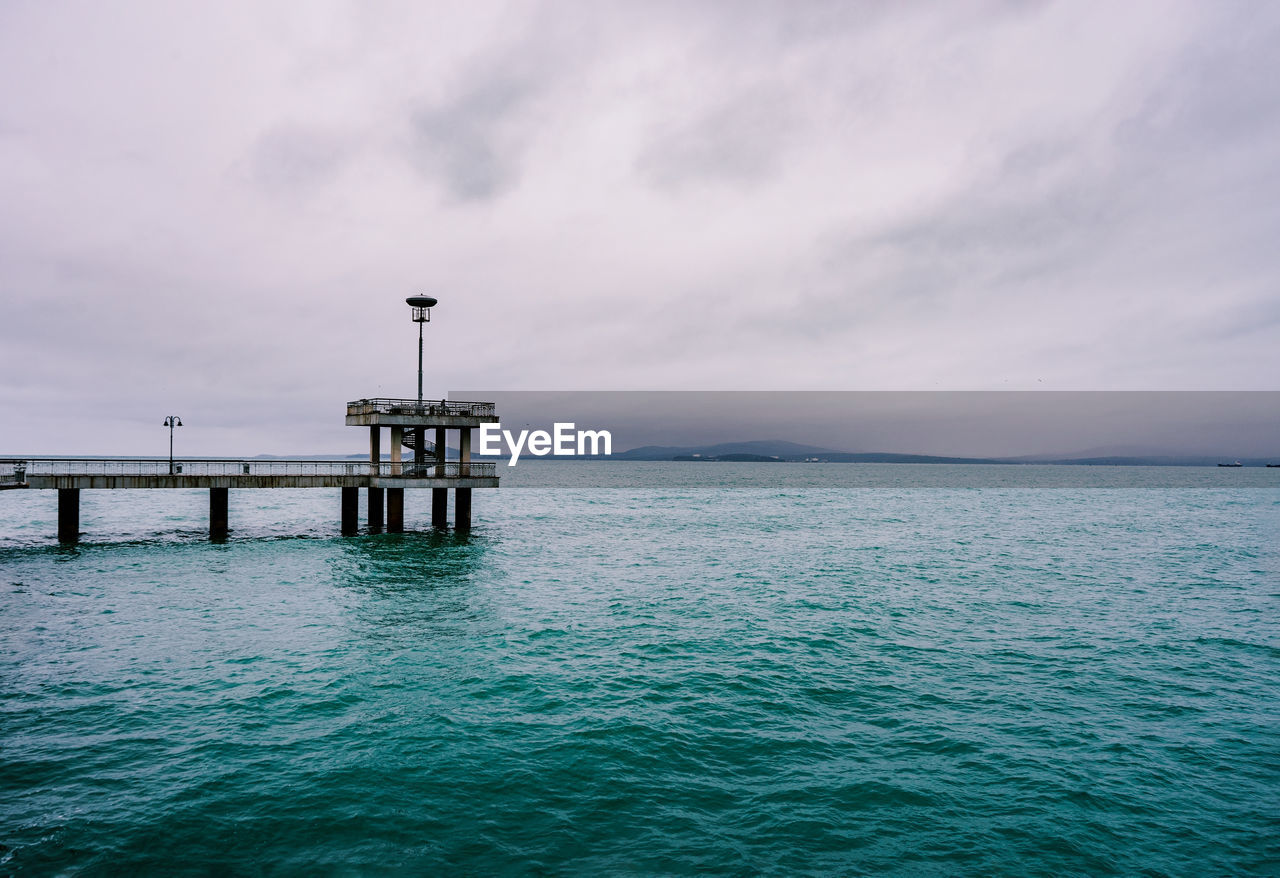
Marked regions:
[2,397,499,541]
[2,396,499,541]
[1,295,502,542]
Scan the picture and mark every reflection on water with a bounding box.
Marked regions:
[330,531,497,644]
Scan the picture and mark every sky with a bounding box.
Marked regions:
[1,1,1278,455]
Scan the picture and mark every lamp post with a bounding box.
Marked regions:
[163,415,183,474]
[406,295,437,403]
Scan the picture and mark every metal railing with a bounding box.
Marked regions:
[346,398,497,418]
[6,459,497,479]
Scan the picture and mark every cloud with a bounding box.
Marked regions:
[246,125,354,193]
[402,21,580,203]
[637,88,797,191]
[408,73,539,201]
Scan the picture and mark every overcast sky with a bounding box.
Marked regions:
[2,1,1278,455]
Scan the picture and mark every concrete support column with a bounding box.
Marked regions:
[390,426,403,476]
[456,427,472,530]
[455,489,472,531]
[414,427,426,475]
[368,486,384,532]
[210,487,229,540]
[341,487,359,535]
[387,488,404,533]
[432,426,448,528]
[57,488,80,543]
[367,423,384,532]
[432,487,448,529]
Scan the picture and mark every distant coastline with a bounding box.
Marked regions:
[9,449,1276,467]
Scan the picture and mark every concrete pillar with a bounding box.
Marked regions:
[455,488,471,531]
[388,427,403,532]
[57,488,79,542]
[456,427,472,530]
[368,487,384,531]
[341,487,358,535]
[367,424,384,531]
[387,488,404,533]
[432,487,448,529]
[432,426,448,528]
[414,427,426,475]
[210,487,229,540]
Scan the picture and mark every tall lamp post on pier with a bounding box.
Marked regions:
[406,295,436,403]
[163,415,182,474]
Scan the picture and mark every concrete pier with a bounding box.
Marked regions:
[9,396,500,541]
[210,487,228,540]
[58,488,79,542]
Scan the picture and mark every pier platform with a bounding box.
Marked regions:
[346,398,498,428]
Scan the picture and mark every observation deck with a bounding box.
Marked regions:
[346,398,499,428]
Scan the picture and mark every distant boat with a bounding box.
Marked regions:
[1218,461,1243,467]
[1268,463,1280,468]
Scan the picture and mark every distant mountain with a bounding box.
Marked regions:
[616,440,998,464]
[673,453,783,462]
[1027,455,1279,467]
[614,440,1280,466]
[616,440,849,460]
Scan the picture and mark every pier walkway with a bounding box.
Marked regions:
[6,458,498,490]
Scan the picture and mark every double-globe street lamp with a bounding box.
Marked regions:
[163,415,183,474]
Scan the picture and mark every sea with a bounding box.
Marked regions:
[1,463,1277,875]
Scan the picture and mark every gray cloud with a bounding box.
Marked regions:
[247,125,354,193]
[409,73,539,201]
[637,89,796,191]
[402,19,581,203]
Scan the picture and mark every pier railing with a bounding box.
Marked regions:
[346,398,497,418]
[1,460,26,486]
[4,459,496,479]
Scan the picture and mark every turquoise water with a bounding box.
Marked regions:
[2,464,1278,875]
